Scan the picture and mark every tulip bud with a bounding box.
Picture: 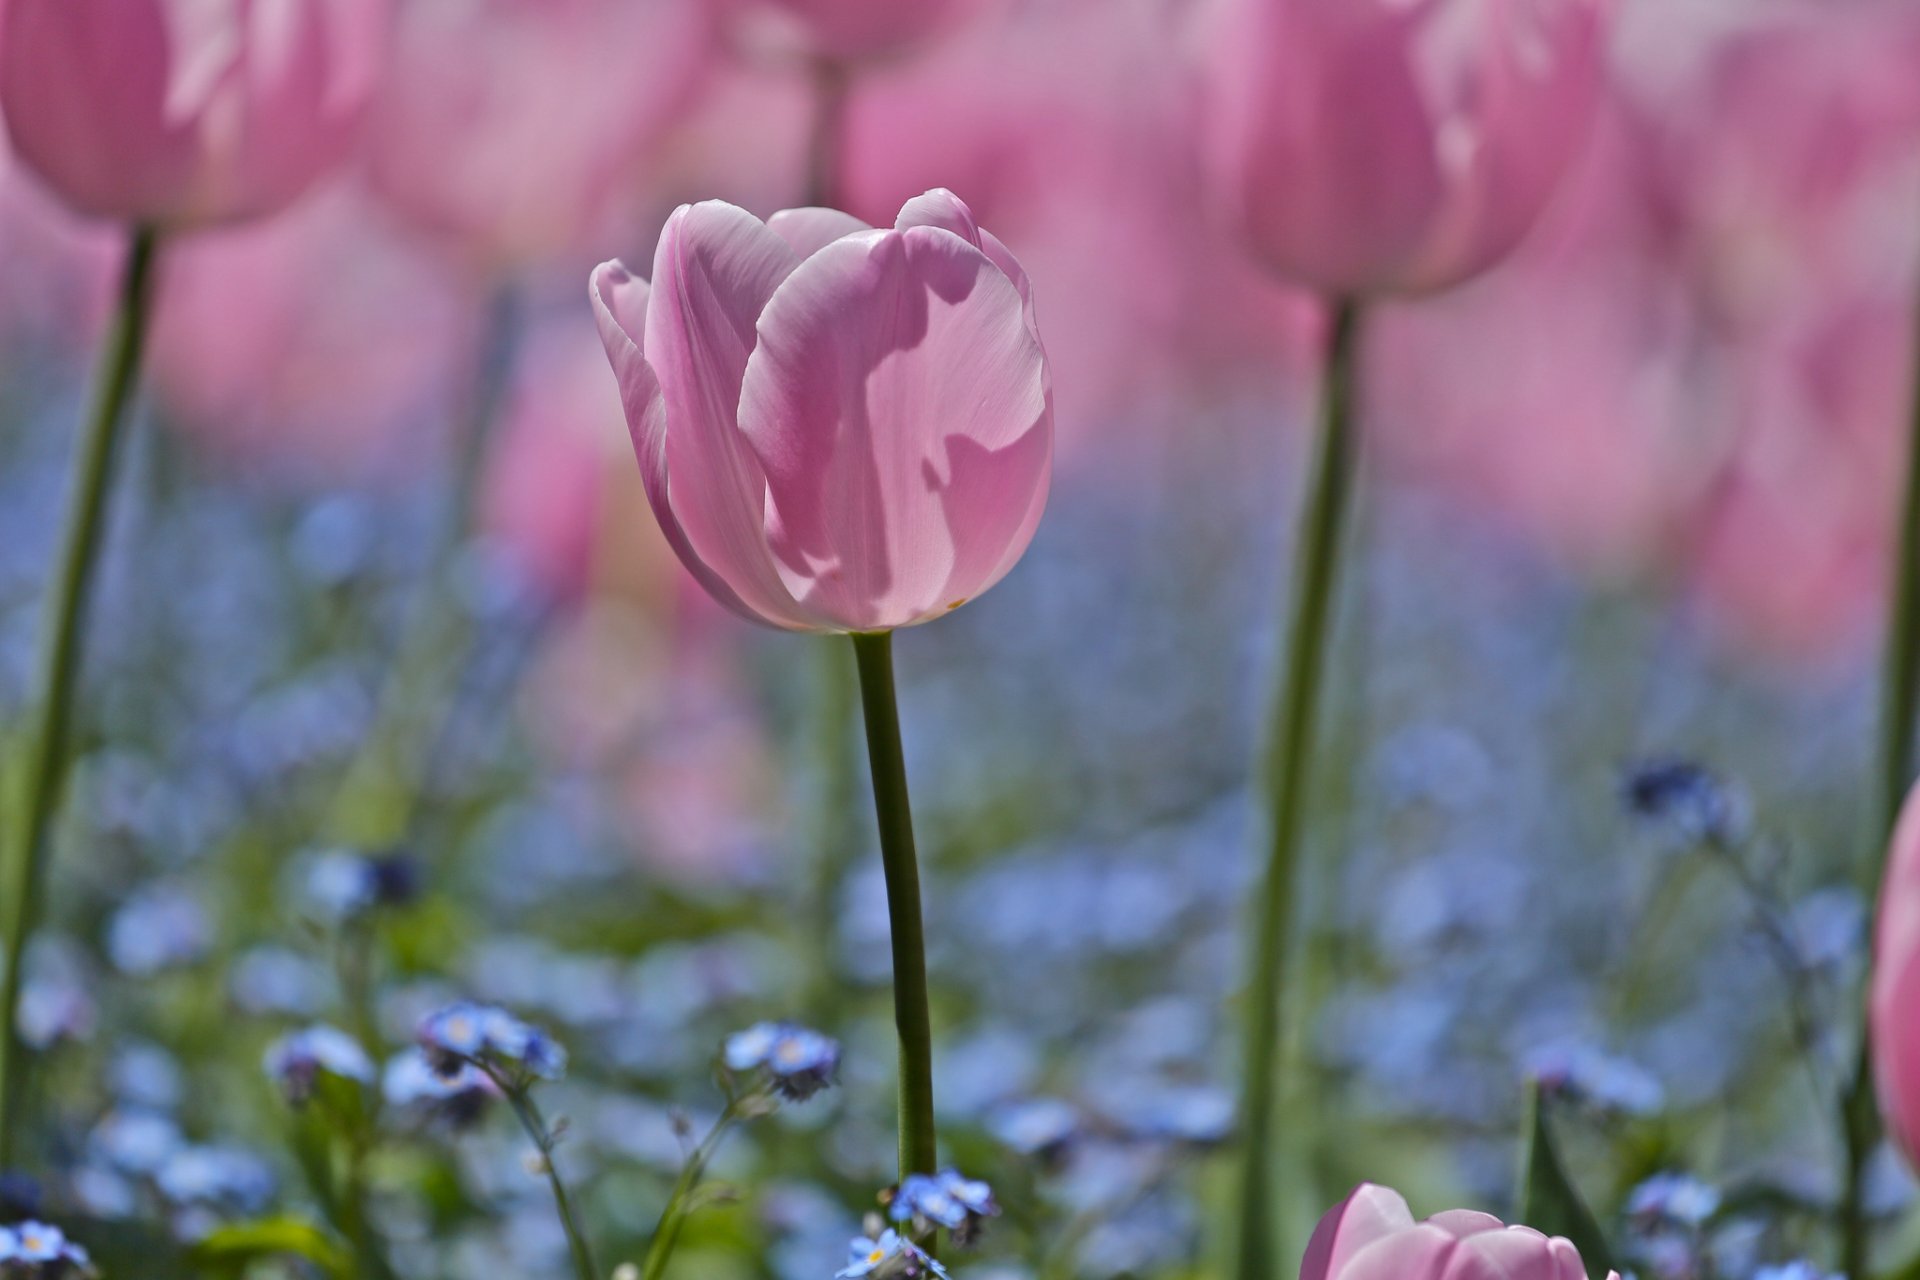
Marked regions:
[1874,783,1920,1170]
[0,0,388,229]
[1202,0,1611,296]
[590,189,1051,633]
[1304,1184,1618,1280]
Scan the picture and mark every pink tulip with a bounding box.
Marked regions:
[1876,780,1920,1169]
[366,0,712,268]
[0,0,387,228]
[148,186,477,485]
[1304,1184,1618,1280]
[590,188,1051,633]
[1202,0,1611,296]
[746,0,994,63]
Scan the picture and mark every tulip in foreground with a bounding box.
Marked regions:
[1203,0,1610,296]
[592,188,1049,1190]
[0,0,387,228]
[590,188,1051,634]
[1305,1184,1619,1280]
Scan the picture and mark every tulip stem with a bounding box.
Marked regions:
[0,225,161,1168]
[1835,270,1920,1280]
[806,57,851,209]
[1233,298,1363,1280]
[850,631,939,1182]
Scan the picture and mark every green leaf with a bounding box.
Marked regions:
[189,1216,354,1279]
[1519,1082,1616,1280]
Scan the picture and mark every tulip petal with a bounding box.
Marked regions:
[645,200,820,629]
[1301,1184,1420,1280]
[1426,1211,1506,1240]
[895,190,1041,340]
[591,259,764,625]
[768,207,872,259]
[739,224,1050,630]
[1339,1224,1459,1280]
[1441,1225,1561,1280]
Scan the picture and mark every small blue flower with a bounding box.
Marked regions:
[0,1219,90,1269]
[155,1145,276,1213]
[418,1003,566,1083]
[986,1097,1078,1157]
[1755,1263,1841,1280]
[723,1022,839,1101]
[1626,1172,1721,1228]
[297,848,422,924]
[836,1229,947,1279]
[1620,760,1749,846]
[383,1050,495,1128]
[263,1025,375,1104]
[888,1169,999,1243]
[1524,1044,1665,1117]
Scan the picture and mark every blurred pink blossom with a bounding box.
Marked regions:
[0,0,387,228]
[366,0,715,270]
[591,189,1051,633]
[731,0,997,64]
[1200,0,1611,296]
[1876,777,1920,1173]
[148,186,477,485]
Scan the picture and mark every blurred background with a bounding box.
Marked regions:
[2,0,1918,1276]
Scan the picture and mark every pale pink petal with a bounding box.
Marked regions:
[1442,1225,1562,1280]
[1426,1211,1507,1240]
[1875,781,1920,1166]
[1301,1184,1419,1280]
[895,188,1039,333]
[738,224,1050,631]
[644,200,820,630]
[1339,1224,1459,1280]
[767,206,872,259]
[591,258,762,626]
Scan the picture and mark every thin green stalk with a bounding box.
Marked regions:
[1836,300,1920,1279]
[496,1079,599,1280]
[638,1099,744,1280]
[0,226,161,1166]
[1232,300,1362,1280]
[805,58,851,209]
[850,631,939,1180]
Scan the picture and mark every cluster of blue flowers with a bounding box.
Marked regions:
[835,1229,947,1280]
[417,1002,567,1084]
[724,1022,841,1101]
[0,1220,91,1274]
[886,1169,999,1244]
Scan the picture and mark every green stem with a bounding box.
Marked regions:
[804,637,862,1023]
[1232,299,1362,1280]
[0,226,161,1167]
[1836,265,1920,1280]
[638,1100,743,1280]
[850,631,939,1180]
[499,1081,599,1280]
[805,58,851,209]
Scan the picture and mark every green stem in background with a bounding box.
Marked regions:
[1836,300,1920,1280]
[850,631,939,1181]
[804,638,862,1023]
[638,1098,746,1280]
[1232,299,1362,1280]
[805,57,851,209]
[493,1076,599,1280]
[0,226,162,1167]
[325,284,521,849]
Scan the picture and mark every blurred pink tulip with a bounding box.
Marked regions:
[0,0,387,228]
[367,0,713,269]
[1876,780,1920,1170]
[838,0,1317,452]
[1202,0,1610,295]
[591,188,1051,633]
[747,0,994,63]
[149,186,477,485]
[1304,1184,1618,1280]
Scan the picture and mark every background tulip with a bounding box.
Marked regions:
[1202,0,1610,295]
[366,0,711,270]
[1305,1184,1619,1280]
[0,0,387,228]
[1874,783,1920,1169]
[591,189,1051,634]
